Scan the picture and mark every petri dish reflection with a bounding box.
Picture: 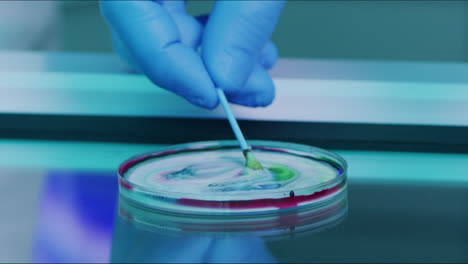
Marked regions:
[113,140,348,263]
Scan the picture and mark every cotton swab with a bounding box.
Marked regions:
[216,88,263,170]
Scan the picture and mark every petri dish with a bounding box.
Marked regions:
[118,140,347,238]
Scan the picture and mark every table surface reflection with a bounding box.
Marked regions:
[0,139,467,263]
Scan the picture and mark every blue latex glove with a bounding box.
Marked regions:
[100,1,285,109]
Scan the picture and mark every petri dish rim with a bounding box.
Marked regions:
[118,140,348,203]
[117,189,349,240]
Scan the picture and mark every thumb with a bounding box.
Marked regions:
[202,1,285,94]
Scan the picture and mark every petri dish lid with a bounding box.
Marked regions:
[118,140,347,216]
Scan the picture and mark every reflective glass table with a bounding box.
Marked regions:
[1,139,466,263]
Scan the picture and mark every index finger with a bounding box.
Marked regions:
[100,0,218,108]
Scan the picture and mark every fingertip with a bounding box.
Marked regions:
[140,43,218,110]
[253,78,275,107]
[226,95,258,108]
[225,64,276,108]
[191,92,219,110]
[247,65,275,107]
[259,41,279,70]
[216,70,250,96]
[203,41,254,94]
[163,82,219,110]
[255,87,275,107]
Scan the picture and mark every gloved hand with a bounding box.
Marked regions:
[100,0,285,109]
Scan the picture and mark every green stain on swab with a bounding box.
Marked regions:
[216,88,264,170]
[243,149,264,170]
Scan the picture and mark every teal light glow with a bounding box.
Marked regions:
[0,140,466,186]
[337,150,468,186]
[0,139,163,171]
[1,70,468,126]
